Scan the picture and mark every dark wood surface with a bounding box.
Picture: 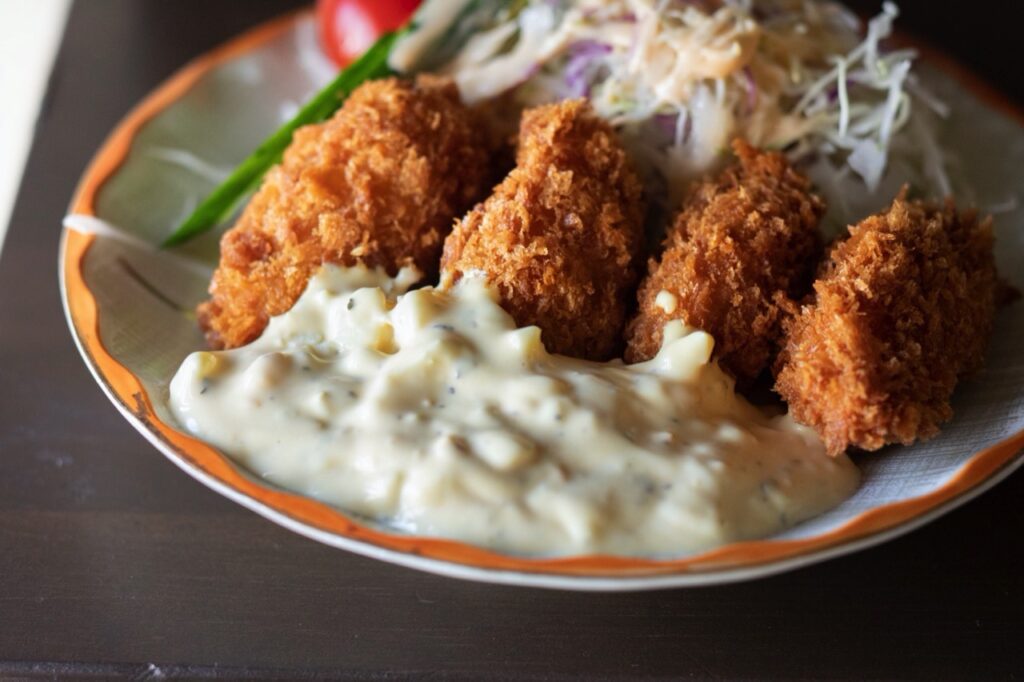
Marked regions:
[1,1,1022,679]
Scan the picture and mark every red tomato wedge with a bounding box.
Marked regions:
[316,0,421,67]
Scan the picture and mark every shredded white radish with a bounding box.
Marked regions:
[396,0,954,228]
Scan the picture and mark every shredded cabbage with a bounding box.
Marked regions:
[394,0,954,231]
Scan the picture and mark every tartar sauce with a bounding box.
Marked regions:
[169,265,858,556]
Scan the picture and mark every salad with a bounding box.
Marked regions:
[391,0,952,229]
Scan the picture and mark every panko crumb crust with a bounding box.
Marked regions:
[441,99,646,360]
[198,76,493,349]
[625,140,824,384]
[774,193,998,455]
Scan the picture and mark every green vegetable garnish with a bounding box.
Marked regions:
[162,30,402,247]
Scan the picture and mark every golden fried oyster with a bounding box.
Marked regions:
[441,99,645,361]
[774,192,999,455]
[198,76,492,349]
[625,140,824,384]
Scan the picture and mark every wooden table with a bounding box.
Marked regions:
[2,1,1022,678]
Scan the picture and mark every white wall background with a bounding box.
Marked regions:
[0,0,72,255]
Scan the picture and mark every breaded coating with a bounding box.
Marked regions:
[198,76,492,349]
[440,100,645,360]
[774,193,999,455]
[625,140,824,384]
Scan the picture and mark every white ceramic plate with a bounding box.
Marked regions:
[60,12,1024,590]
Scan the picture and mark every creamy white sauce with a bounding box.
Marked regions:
[169,265,858,556]
[655,290,679,315]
